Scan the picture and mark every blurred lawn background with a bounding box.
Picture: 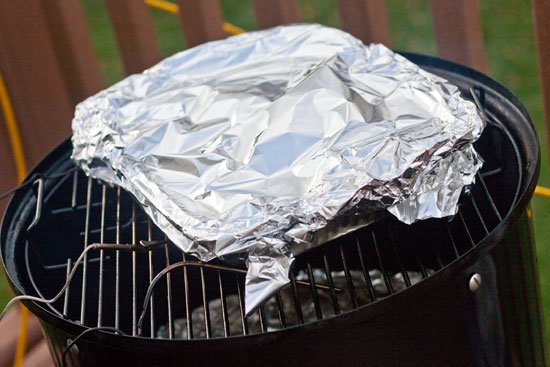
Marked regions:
[1,0,549,341]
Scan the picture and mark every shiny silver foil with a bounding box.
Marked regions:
[72,24,483,313]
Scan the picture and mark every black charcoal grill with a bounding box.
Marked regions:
[1,54,546,366]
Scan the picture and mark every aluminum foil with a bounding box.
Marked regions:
[71,24,483,313]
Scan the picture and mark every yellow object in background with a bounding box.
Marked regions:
[145,0,245,35]
[536,185,550,198]
[0,71,29,367]
[223,22,246,36]
[145,0,178,14]
[0,71,27,181]
[12,306,28,367]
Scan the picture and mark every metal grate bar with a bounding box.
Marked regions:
[469,194,489,234]
[322,251,341,315]
[306,262,323,320]
[131,204,138,336]
[388,225,411,288]
[371,231,394,294]
[217,270,230,337]
[446,223,460,259]
[80,177,92,324]
[148,220,155,338]
[164,242,174,339]
[53,202,103,216]
[71,170,78,208]
[339,244,358,308]
[81,217,148,237]
[182,253,193,339]
[114,187,121,330]
[432,242,445,270]
[63,259,71,317]
[97,185,107,327]
[415,253,428,279]
[275,293,287,328]
[289,271,304,324]
[480,167,503,178]
[236,274,249,335]
[355,238,377,302]
[458,210,476,248]
[477,173,503,221]
[258,306,268,333]
[200,267,211,339]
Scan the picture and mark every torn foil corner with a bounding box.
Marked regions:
[71,24,484,314]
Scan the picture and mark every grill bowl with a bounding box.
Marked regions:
[1,53,545,367]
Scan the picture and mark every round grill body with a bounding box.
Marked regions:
[1,54,546,367]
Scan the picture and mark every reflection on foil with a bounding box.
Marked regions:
[156,269,432,339]
[72,24,483,313]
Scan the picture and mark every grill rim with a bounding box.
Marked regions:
[1,52,540,344]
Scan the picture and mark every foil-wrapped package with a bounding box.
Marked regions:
[72,24,483,313]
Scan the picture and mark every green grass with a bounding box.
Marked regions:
[1,0,549,341]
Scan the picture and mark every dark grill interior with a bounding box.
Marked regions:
[19,89,519,340]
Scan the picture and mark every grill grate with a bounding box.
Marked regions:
[21,88,516,340]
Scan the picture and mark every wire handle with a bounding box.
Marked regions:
[27,178,44,231]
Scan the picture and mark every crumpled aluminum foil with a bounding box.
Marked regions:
[71,24,483,314]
